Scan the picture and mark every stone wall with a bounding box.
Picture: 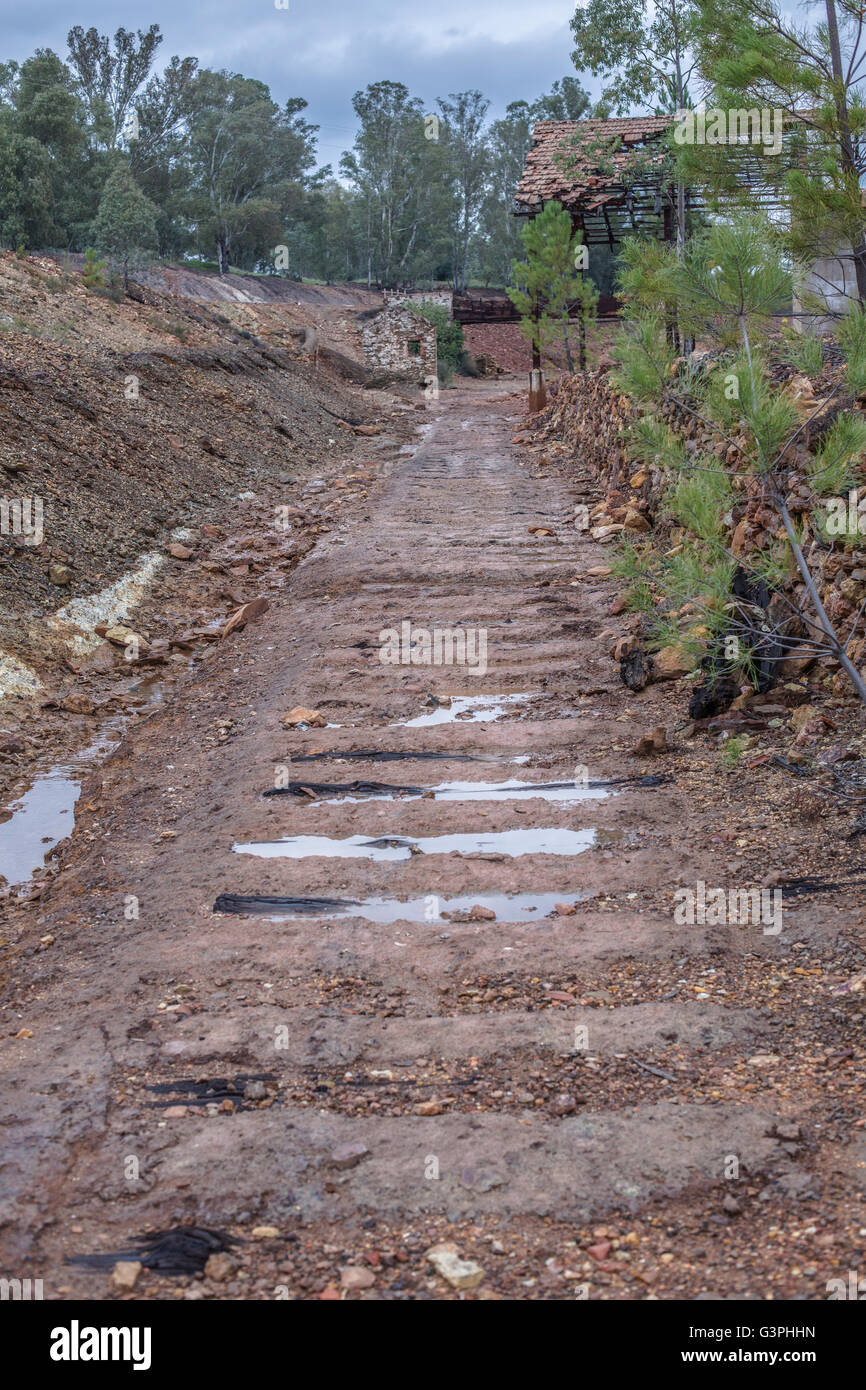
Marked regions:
[384,289,453,313]
[362,304,438,384]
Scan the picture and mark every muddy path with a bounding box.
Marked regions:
[1,378,864,1301]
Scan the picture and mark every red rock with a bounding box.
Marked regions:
[587,1242,612,1261]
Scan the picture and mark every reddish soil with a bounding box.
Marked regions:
[1,375,864,1302]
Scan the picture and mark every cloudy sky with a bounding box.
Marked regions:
[4,1,589,171]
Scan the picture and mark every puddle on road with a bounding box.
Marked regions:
[213,890,591,922]
[400,693,534,727]
[266,777,610,806]
[233,827,597,862]
[0,732,119,889]
[0,657,198,893]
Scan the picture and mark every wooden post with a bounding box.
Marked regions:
[532,291,541,372]
[529,368,546,412]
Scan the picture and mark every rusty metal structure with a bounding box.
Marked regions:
[514,115,681,248]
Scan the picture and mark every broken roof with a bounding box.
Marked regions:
[515,116,673,219]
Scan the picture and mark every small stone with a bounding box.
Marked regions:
[204,1251,235,1282]
[244,1080,268,1101]
[587,1242,611,1262]
[652,646,691,680]
[330,1142,369,1169]
[341,1266,376,1291]
[104,624,148,651]
[60,692,95,715]
[549,1093,578,1116]
[553,903,577,916]
[426,1242,484,1291]
[49,564,72,585]
[163,1105,189,1118]
[281,705,326,728]
[112,1261,142,1290]
[723,1195,742,1215]
[168,542,193,559]
[468,904,496,921]
[775,1121,801,1141]
[414,1099,444,1116]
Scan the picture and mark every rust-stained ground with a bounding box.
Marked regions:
[1,376,865,1301]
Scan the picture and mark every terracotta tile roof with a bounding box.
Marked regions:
[515,116,673,212]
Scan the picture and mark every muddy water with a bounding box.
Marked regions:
[400,693,534,727]
[0,662,194,893]
[213,890,592,922]
[233,827,597,862]
[0,732,119,889]
[295,778,610,805]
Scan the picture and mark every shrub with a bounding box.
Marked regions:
[410,300,465,380]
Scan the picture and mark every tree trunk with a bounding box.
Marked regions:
[825,0,866,303]
[563,316,575,374]
[778,492,866,704]
[216,237,229,278]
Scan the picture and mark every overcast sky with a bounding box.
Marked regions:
[4,1,590,171]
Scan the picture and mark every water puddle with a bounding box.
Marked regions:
[0,731,118,889]
[0,656,198,892]
[290,749,485,764]
[233,827,597,862]
[400,693,534,727]
[213,890,591,922]
[265,777,610,805]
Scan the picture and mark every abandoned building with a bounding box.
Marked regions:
[362,303,437,383]
[514,114,854,334]
[515,115,681,248]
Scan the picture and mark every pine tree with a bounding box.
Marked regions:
[91,163,157,287]
[508,201,598,372]
[614,216,866,704]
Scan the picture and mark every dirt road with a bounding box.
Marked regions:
[1,378,864,1300]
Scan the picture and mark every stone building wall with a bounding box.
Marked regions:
[384,289,453,313]
[362,304,438,383]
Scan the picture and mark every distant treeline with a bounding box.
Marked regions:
[0,24,615,290]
